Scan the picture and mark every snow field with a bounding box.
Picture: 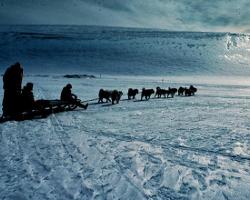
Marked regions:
[0,75,250,199]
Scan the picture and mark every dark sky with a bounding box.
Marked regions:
[0,0,249,32]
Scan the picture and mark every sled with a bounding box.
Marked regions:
[0,99,79,123]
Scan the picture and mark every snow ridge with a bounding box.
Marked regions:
[0,25,250,75]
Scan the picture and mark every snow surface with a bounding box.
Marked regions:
[0,25,250,199]
[0,25,250,75]
[1,75,250,200]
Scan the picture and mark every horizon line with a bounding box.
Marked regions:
[0,24,249,35]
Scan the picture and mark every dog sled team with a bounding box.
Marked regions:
[1,62,197,122]
[97,85,197,104]
[97,85,197,103]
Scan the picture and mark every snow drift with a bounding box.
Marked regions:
[0,25,249,75]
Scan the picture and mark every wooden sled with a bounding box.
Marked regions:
[0,99,80,123]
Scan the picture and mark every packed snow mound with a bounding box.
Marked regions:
[0,25,250,75]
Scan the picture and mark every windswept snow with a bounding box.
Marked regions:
[1,75,250,199]
[0,25,250,75]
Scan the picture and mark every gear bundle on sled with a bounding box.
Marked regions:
[0,99,85,123]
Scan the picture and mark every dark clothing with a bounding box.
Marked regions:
[2,90,21,116]
[60,87,77,102]
[60,86,88,109]
[21,86,35,112]
[3,65,23,91]
[2,64,23,117]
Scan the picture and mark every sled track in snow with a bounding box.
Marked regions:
[52,107,192,199]
[50,114,149,199]
[37,85,148,199]
[76,120,250,165]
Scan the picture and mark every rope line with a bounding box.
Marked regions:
[81,98,99,103]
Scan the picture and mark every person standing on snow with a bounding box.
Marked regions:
[2,62,23,117]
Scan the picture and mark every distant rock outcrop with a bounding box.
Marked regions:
[64,74,96,79]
